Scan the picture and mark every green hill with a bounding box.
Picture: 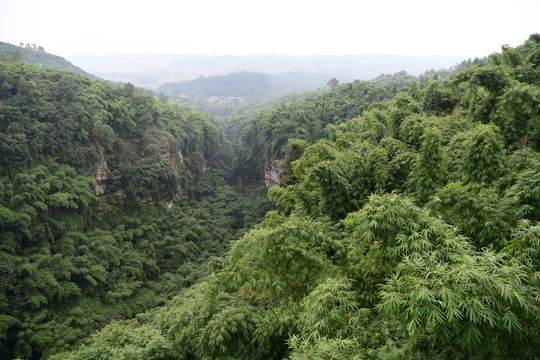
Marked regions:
[0,41,94,77]
[156,71,329,101]
[0,61,271,359]
[1,34,540,360]
[52,34,540,360]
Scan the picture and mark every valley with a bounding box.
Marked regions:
[0,34,539,359]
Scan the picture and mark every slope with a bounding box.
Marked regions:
[0,61,271,359]
[156,71,330,101]
[0,41,95,78]
[51,34,540,360]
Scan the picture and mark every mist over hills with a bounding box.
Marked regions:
[0,40,465,108]
[156,71,331,101]
[67,53,465,88]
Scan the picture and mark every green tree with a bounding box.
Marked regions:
[410,127,446,202]
[460,124,507,184]
[327,77,340,90]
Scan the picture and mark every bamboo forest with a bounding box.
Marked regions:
[0,34,539,359]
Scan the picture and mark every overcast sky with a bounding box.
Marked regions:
[1,0,539,58]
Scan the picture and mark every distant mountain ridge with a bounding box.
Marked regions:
[67,53,465,88]
[156,71,330,101]
[0,41,94,78]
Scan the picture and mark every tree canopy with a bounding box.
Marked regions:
[2,34,540,360]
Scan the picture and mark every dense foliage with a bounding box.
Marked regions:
[234,80,395,181]
[3,34,540,359]
[50,35,540,360]
[0,62,271,359]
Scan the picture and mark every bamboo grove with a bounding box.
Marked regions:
[1,35,539,359]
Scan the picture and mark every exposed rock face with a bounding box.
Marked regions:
[165,192,179,209]
[94,157,108,195]
[178,150,184,165]
[264,159,282,187]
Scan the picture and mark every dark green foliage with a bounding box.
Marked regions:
[469,66,511,96]
[451,35,540,150]
[48,321,174,360]
[236,81,395,182]
[115,155,179,202]
[460,124,507,184]
[279,139,307,185]
[495,83,540,149]
[422,80,458,115]
[502,155,540,221]
[5,36,540,360]
[429,182,516,248]
[308,161,354,220]
[0,62,223,192]
[410,127,446,202]
[0,61,272,359]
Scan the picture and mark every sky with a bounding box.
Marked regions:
[1,0,539,58]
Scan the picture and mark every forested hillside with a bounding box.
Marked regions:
[0,41,94,78]
[1,34,540,360]
[233,80,396,183]
[156,71,329,101]
[47,34,540,360]
[0,62,271,359]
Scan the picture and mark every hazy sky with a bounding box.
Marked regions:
[1,0,539,58]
